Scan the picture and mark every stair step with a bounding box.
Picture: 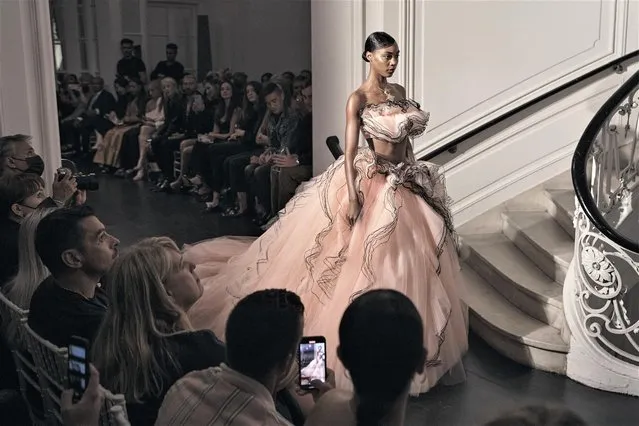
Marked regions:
[502,211,573,284]
[463,233,564,329]
[462,266,568,374]
[543,189,575,237]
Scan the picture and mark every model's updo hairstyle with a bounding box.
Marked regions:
[362,32,397,62]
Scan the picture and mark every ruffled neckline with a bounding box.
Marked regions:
[359,98,421,115]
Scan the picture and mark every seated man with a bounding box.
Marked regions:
[271,80,313,215]
[156,289,305,425]
[0,173,57,288]
[78,76,117,154]
[28,206,119,347]
[249,83,303,226]
[0,134,81,206]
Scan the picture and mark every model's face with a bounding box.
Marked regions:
[367,43,400,78]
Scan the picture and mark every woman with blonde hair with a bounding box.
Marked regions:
[3,207,57,347]
[132,77,182,181]
[91,236,225,426]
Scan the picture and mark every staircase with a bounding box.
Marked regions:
[459,171,576,374]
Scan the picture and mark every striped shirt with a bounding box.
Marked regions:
[155,363,293,426]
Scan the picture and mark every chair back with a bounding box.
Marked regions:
[0,292,46,425]
[23,322,68,425]
[100,389,130,426]
[326,136,343,160]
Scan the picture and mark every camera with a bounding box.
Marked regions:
[57,168,99,191]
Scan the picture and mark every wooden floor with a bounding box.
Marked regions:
[4,171,639,425]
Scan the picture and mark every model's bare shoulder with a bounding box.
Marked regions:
[346,90,366,114]
[391,83,407,99]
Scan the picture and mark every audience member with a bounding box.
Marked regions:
[60,364,131,426]
[0,174,56,288]
[92,237,224,425]
[3,207,56,344]
[271,80,313,214]
[483,405,588,426]
[261,72,273,84]
[156,289,305,425]
[117,38,147,83]
[28,206,118,347]
[78,76,118,154]
[248,82,303,225]
[150,43,185,82]
[305,289,426,426]
[0,134,80,205]
[93,78,147,170]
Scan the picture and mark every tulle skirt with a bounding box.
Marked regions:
[185,147,469,395]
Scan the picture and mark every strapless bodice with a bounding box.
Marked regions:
[360,98,430,144]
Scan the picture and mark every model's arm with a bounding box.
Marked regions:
[345,93,362,202]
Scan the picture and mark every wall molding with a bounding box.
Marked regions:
[413,0,635,159]
[446,78,623,226]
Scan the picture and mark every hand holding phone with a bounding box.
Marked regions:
[298,336,327,391]
[68,336,90,402]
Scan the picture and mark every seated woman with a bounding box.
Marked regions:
[93,78,147,170]
[188,79,241,202]
[203,76,221,111]
[155,92,214,192]
[219,81,268,216]
[132,77,182,182]
[3,207,57,346]
[91,237,225,426]
[165,93,215,191]
[305,289,427,426]
[117,79,165,177]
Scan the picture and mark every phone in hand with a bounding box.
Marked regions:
[298,336,327,391]
[67,336,90,402]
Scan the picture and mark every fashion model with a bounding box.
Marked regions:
[186,32,468,395]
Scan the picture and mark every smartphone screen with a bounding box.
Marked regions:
[298,336,327,390]
[68,336,90,401]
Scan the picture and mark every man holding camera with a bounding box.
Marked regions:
[0,134,86,206]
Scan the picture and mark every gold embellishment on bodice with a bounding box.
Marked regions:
[360,99,430,144]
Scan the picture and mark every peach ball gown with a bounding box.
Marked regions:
[185,97,469,395]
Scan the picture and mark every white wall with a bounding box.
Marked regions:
[0,0,61,188]
[198,0,311,80]
[311,0,639,225]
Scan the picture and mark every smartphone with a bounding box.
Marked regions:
[298,336,327,390]
[67,336,90,401]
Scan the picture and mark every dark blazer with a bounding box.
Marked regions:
[87,90,117,117]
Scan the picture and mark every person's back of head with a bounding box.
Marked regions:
[6,206,56,307]
[92,236,193,402]
[484,405,587,426]
[226,289,304,387]
[338,289,426,426]
[35,205,119,280]
[3,207,56,347]
[0,173,46,221]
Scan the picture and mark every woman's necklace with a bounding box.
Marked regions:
[377,84,395,101]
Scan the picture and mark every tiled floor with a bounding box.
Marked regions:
[5,171,639,425]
